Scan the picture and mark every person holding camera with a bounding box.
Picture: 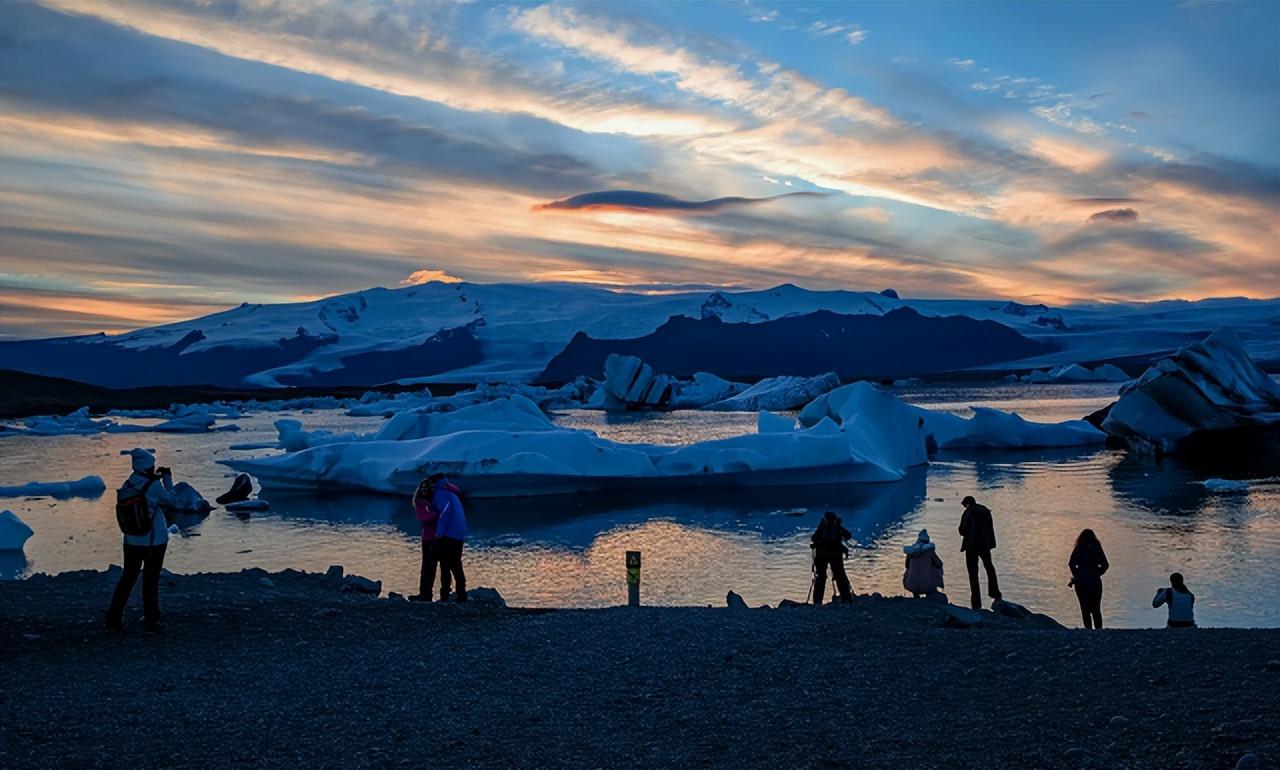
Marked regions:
[1152,572,1196,628]
[105,448,181,633]
[810,511,853,605]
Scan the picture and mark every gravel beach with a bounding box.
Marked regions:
[2,569,1277,769]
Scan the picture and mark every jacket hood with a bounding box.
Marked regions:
[904,528,935,555]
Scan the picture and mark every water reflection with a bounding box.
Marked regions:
[263,469,928,550]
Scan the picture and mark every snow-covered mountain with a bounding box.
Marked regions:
[1,281,1276,388]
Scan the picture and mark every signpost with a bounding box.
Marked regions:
[626,550,641,607]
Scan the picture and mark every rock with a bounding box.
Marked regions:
[1063,747,1089,762]
[944,605,983,628]
[214,473,254,505]
[341,574,381,595]
[257,577,275,588]
[991,598,1031,619]
[325,565,344,581]
[311,608,340,619]
[466,587,506,608]
[1109,716,1130,728]
[1265,659,1280,672]
[725,591,748,610]
[387,592,407,602]
[1234,754,1260,770]
[777,599,807,608]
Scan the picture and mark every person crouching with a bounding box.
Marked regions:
[903,529,945,600]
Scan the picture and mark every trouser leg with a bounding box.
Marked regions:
[439,537,466,601]
[965,550,981,609]
[435,540,452,600]
[419,539,438,598]
[106,544,145,625]
[830,555,853,603]
[1090,584,1103,629]
[1075,588,1093,629]
[141,544,166,627]
[980,550,1001,600]
[811,555,827,606]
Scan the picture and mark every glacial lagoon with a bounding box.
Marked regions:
[3,382,1277,628]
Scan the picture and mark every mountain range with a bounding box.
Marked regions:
[1,281,1276,388]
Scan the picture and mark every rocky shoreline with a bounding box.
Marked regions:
[2,568,1278,769]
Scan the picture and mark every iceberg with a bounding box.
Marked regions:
[592,355,744,410]
[1025,363,1130,384]
[0,476,106,500]
[223,388,929,497]
[0,510,33,551]
[799,382,1105,449]
[1101,328,1280,453]
[705,372,841,411]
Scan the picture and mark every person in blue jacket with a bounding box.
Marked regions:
[427,473,468,602]
[105,448,181,632]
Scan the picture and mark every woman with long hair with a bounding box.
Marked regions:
[1068,528,1109,629]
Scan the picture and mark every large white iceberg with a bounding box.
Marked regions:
[224,385,928,497]
[800,382,1105,449]
[0,510,33,551]
[705,372,841,411]
[1101,328,1280,453]
[0,476,106,499]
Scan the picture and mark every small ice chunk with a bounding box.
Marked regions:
[0,510,34,551]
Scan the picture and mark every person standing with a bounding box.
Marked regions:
[1068,528,1109,629]
[105,448,180,632]
[958,495,1001,610]
[430,474,468,603]
[1152,572,1196,628]
[409,478,450,602]
[902,529,945,600]
[810,511,853,605]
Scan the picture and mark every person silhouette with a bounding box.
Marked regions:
[1068,528,1109,629]
[902,529,944,600]
[1152,572,1195,628]
[958,495,1001,610]
[810,511,853,605]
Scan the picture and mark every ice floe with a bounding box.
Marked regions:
[704,372,841,411]
[0,476,106,499]
[1101,328,1280,453]
[1023,363,1129,384]
[0,510,33,551]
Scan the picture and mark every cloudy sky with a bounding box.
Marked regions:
[1,0,1277,338]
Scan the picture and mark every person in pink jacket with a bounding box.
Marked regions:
[903,529,945,600]
[409,477,450,602]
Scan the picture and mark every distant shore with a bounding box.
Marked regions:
[2,568,1277,769]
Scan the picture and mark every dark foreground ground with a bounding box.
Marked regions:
[2,570,1277,770]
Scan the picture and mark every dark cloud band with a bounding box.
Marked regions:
[536,190,825,214]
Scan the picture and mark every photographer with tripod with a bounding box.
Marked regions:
[809,511,854,605]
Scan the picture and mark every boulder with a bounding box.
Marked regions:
[944,605,983,628]
[991,598,1031,619]
[325,565,344,581]
[1101,328,1280,454]
[725,591,748,610]
[466,587,506,608]
[341,574,381,595]
[777,599,807,609]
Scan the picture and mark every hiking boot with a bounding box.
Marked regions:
[454,589,468,603]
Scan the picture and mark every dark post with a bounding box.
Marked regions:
[626,550,641,607]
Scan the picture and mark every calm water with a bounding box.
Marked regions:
[2,383,1278,628]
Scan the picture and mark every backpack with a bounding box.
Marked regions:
[115,477,157,536]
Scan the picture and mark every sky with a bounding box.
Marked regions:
[1,0,1277,339]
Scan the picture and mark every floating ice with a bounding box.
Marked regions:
[591,355,743,410]
[1024,363,1130,384]
[0,476,106,500]
[226,499,271,512]
[0,510,33,551]
[799,382,1105,449]
[1101,328,1280,453]
[223,387,929,497]
[705,372,841,411]
[1198,478,1250,492]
